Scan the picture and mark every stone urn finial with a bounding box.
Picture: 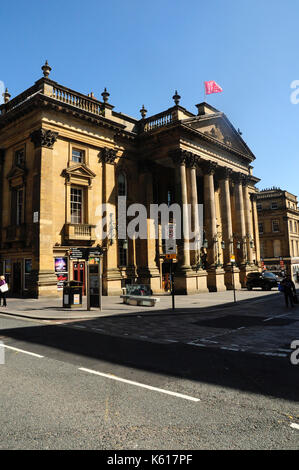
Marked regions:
[172,90,181,106]
[101,87,110,103]
[3,88,11,103]
[41,60,51,78]
[140,104,147,119]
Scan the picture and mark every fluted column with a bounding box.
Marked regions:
[243,178,254,265]
[251,193,261,264]
[234,173,247,264]
[219,167,233,265]
[203,161,218,268]
[188,156,200,266]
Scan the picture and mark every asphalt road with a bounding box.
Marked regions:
[0,315,298,450]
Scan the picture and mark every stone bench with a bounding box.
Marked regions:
[120,295,160,307]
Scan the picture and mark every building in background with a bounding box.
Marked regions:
[256,188,299,284]
[0,62,260,297]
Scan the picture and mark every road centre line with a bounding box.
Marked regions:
[79,367,200,402]
[2,344,44,358]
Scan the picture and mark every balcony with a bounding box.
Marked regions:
[64,223,96,242]
[5,224,27,242]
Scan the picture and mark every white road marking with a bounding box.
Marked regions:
[79,367,200,402]
[2,345,44,358]
[290,423,299,430]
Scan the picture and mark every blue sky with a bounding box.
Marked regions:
[1,0,298,195]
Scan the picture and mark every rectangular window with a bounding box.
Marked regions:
[271,202,278,209]
[72,148,85,164]
[257,203,262,211]
[258,222,263,234]
[12,188,24,226]
[71,187,83,224]
[15,148,25,166]
[272,220,279,232]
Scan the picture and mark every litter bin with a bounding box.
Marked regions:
[63,281,83,308]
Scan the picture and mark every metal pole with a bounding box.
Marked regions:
[170,259,175,310]
[232,262,236,303]
[99,256,102,311]
[86,261,90,311]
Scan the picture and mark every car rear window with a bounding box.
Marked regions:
[263,272,276,279]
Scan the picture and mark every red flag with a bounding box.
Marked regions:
[204,81,223,95]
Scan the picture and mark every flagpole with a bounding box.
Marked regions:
[204,82,206,102]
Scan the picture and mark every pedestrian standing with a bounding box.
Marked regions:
[280,276,296,308]
[0,275,8,307]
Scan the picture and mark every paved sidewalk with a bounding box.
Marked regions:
[0,289,279,320]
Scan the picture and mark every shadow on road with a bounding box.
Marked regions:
[0,290,298,403]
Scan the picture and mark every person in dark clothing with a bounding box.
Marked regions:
[0,276,7,307]
[281,276,296,308]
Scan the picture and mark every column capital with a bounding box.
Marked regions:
[250,192,258,202]
[99,147,117,164]
[30,128,58,149]
[169,149,200,168]
[201,160,218,175]
[232,171,246,185]
[217,166,233,180]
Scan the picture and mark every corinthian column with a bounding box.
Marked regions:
[203,160,218,268]
[171,150,191,270]
[234,173,247,265]
[219,167,233,265]
[30,128,59,297]
[243,178,254,265]
[188,155,200,266]
[251,193,261,265]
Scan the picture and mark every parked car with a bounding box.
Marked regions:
[246,271,278,290]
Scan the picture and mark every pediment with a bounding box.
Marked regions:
[7,165,27,188]
[183,112,255,160]
[62,163,96,185]
[7,164,27,180]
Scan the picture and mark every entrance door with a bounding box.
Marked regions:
[12,262,22,295]
[73,262,86,295]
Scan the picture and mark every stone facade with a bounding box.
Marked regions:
[256,188,299,283]
[0,64,260,297]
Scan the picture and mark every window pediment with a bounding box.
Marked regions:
[7,165,27,188]
[62,163,96,186]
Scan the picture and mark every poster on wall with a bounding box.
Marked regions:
[55,258,68,273]
[55,258,68,289]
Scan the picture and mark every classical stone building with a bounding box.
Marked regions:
[0,62,260,297]
[256,188,299,283]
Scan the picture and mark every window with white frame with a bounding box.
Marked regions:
[258,222,264,234]
[70,187,83,224]
[72,148,85,164]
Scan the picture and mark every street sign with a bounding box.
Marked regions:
[165,223,176,255]
[69,248,87,260]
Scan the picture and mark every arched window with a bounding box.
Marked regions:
[117,172,127,196]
